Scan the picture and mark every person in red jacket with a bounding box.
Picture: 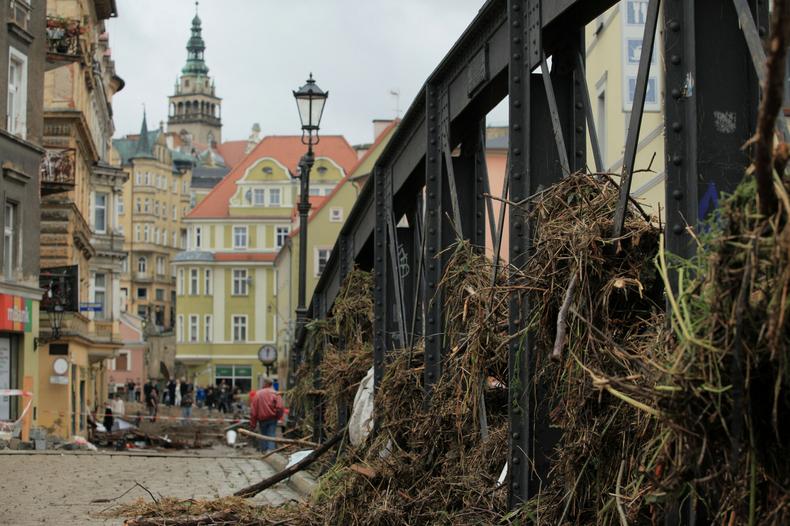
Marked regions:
[249,378,284,451]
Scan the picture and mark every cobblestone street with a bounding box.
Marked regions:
[0,451,301,525]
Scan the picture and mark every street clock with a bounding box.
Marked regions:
[257,345,277,365]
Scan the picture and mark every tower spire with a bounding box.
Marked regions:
[136,110,151,154]
[183,2,208,75]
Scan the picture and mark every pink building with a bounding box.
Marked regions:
[106,313,147,397]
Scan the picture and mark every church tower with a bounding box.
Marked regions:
[167,3,222,146]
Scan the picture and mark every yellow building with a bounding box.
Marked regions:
[39,0,125,438]
[274,121,398,376]
[585,0,665,216]
[173,135,358,390]
[114,115,194,331]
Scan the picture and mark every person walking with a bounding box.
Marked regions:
[126,380,135,402]
[218,381,230,413]
[180,384,193,425]
[112,393,125,418]
[146,385,159,423]
[249,379,284,452]
[166,378,176,407]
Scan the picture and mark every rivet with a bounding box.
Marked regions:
[512,457,520,464]
[672,122,682,132]
[513,53,521,60]
[513,100,521,108]
[513,37,521,44]
[513,124,521,131]
[576,126,584,133]
[575,102,583,109]
[576,150,583,157]
[671,89,681,99]
[512,432,520,440]
[514,148,521,155]
[670,55,681,65]
[758,26,766,37]
[428,372,435,378]
[513,245,520,252]
[672,190,683,200]
[672,224,684,235]
[513,75,521,84]
[669,20,680,31]
[512,20,520,28]
[672,155,682,166]
[512,483,520,490]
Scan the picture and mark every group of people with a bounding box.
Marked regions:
[141,378,195,423]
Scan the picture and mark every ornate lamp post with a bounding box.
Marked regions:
[292,74,328,371]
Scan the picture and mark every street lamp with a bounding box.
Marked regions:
[292,73,328,353]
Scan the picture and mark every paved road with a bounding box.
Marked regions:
[0,451,301,525]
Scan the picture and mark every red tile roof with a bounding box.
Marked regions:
[216,140,248,169]
[214,252,277,262]
[186,135,358,220]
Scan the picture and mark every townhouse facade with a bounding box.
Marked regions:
[0,0,46,439]
[38,0,125,438]
[114,115,194,331]
[173,135,358,390]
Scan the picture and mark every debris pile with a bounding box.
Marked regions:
[109,167,790,524]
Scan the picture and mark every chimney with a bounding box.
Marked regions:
[372,119,394,141]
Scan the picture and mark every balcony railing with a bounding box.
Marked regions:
[45,16,88,70]
[40,148,76,196]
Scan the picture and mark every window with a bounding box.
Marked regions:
[154,227,160,245]
[329,207,343,222]
[155,288,164,301]
[204,315,212,342]
[232,315,247,342]
[137,256,147,273]
[232,269,248,295]
[177,315,184,342]
[194,226,202,249]
[309,188,321,196]
[253,189,265,205]
[114,351,129,372]
[135,225,141,241]
[156,256,165,275]
[3,202,17,279]
[9,1,31,31]
[135,173,142,185]
[143,225,149,241]
[269,188,281,206]
[120,287,128,311]
[276,226,289,248]
[204,269,212,295]
[172,205,177,220]
[315,248,331,277]
[233,226,248,249]
[137,287,147,299]
[144,173,151,186]
[94,273,106,320]
[190,268,198,295]
[214,364,253,391]
[7,48,27,138]
[121,257,129,274]
[153,201,159,216]
[116,199,124,216]
[172,231,178,247]
[189,315,199,342]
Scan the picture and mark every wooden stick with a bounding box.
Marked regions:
[753,0,789,216]
[234,429,345,498]
[237,427,318,448]
[551,271,579,361]
[125,511,235,526]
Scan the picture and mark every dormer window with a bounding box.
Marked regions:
[317,166,328,175]
[263,167,273,175]
[244,189,252,205]
[253,189,265,205]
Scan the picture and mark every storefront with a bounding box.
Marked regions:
[214,364,252,392]
[0,292,37,437]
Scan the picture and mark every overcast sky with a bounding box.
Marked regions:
[107,0,507,146]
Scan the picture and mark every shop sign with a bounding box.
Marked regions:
[0,294,32,333]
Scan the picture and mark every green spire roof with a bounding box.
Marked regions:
[129,111,156,161]
[182,3,209,76]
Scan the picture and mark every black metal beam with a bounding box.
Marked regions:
[423,84,444,396]
[373,167,387,392]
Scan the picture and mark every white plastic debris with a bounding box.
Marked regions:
[349,366,375,446]
[497,463,508,487]
[286,449,313,469]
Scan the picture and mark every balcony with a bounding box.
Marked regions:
[45,17,89,71]
[40,148,76,196]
